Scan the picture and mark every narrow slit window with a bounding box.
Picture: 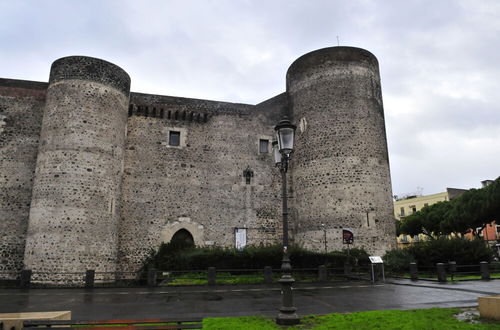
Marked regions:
[259,139,269,153]
[169,131,180,146]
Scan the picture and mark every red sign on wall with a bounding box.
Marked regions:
[342,228,354,244]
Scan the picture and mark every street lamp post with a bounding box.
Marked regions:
[273,118,300,326]
[321,223,327,254]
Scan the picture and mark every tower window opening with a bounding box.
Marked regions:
[259,139,269,153]
[169,131,180,146]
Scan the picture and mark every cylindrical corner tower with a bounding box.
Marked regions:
[24,56,130,283]
[287,47,395,255]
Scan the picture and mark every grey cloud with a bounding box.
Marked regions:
[1,0,499,197]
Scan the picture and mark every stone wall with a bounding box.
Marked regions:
[0,47,396,280]
[0,79,46,277]
[117,93,283,272]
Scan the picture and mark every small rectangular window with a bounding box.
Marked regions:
[169,131,180,146]
[400,207,405,217]
[259,139,269,153]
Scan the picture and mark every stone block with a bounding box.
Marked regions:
[0,311,71,330]
[478,295,500,320]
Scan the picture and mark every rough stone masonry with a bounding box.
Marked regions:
[0,46,395,283]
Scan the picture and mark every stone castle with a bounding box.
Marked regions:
[0,46,395,281]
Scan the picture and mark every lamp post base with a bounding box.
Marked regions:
[276,274,300,325]
[276,313,300,326]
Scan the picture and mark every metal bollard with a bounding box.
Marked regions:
[318,265,327,282]
[20,269,32,289]
[147,268,157,287]
[85,269,95,288]
[208,267,216,286]
[480,261,490,280]
[409,262,418,281]
[436,263,447,282]
[264,266,273,284]
[344,262,352,276]
[448,261,456,281]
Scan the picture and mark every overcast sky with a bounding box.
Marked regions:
[1,0,499,196]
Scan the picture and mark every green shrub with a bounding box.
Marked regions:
[407,237,493,267]
[143,243,369,271]
[383,249,415,273]
[383,237,493,270]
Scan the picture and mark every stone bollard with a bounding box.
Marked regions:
[318,265,327,282]
[480,261,490,281]
[20,269,32,289]
[147,268,157,287]
[208,267,216,286]
[85,270,95,288]
[264,266,273,284]
[436,263,447,282]
[409,262,418,281]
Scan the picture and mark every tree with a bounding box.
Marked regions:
[483,178,500,224]
[395,218,402,236]
[400,201,452,238]
[421,201,453,236]
[399,176,500,239]
[399,212,425,237]
[447,188,487,236]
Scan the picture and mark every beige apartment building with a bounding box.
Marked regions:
[394,188,467,246]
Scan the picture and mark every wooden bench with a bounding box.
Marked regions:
[23,317,203,329]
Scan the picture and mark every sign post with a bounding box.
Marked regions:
[368,256,384,283]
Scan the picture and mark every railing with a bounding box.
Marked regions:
[4,262,498,289]
[391,261,499,282]
[0,264,374,289]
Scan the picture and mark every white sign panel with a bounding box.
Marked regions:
[235,228,247,250]
[369,256,383,264]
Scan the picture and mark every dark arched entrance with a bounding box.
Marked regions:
[170,228,195,249]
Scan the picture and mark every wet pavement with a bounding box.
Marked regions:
[1,279,499,319]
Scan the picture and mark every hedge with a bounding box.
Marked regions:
[384,237,493,271]
[142,243,369,271]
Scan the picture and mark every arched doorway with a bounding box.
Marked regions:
[170,228,195,249]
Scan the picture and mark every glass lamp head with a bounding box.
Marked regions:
[274,118,296,155]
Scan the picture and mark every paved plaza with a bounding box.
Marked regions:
[2,279,499,320]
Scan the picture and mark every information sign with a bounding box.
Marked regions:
[235,228,247,251]
[369,256,383,264]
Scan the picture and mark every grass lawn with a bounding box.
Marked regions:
[161,272,265,285]
[202,308,500,329]
[160,272,322,286]
[451,274,500,280]
[394,273,500,281]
